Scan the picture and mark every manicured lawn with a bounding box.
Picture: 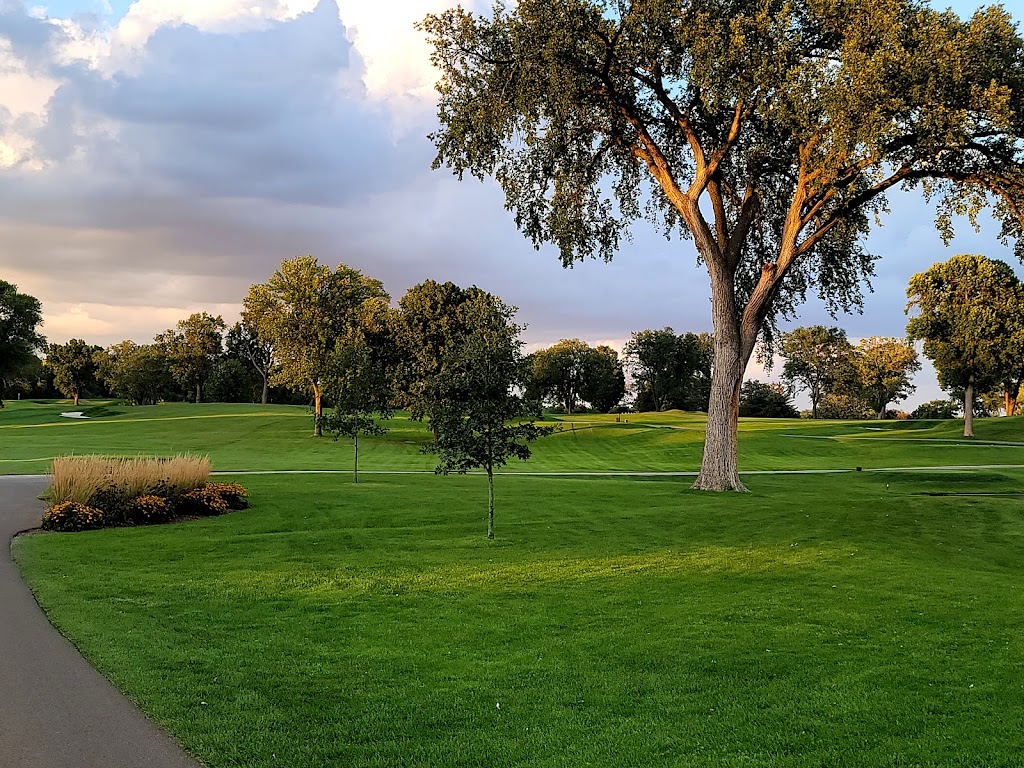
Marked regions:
[3,399,1024,476]
[14,470,1024,767]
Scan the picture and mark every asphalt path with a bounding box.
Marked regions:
[0,476,201,768]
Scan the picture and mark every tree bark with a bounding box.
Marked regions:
[486,466,495,540]
[693,277,750,492]
[312,383,323,437]
[877,406,885,420]
[73,392,80,407]
[260,374,269,405]
[196,382,202,404]
[353,429,359,484]
[810,391,818,420]
[1005,389,1016,417]
[964,378,975,438]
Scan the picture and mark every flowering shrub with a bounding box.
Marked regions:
[205,482,249,510]
[179,485,231,517]
[41,502,105,532]
[130,495,174,524]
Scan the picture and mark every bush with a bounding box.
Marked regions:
[41,502,105,532]
[179,485,230,517]
[206,482,249,510]
[87,484,133,526]
[129,495,174,524]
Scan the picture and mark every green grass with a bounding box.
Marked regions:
[8,401,1024,765]
[14,471,1024,767]
[3,399,1024,476]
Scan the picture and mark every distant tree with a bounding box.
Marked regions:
[206,358,261,403]
[46,339,101,406]
[907,255,1024,437]
[155,313,226,403]
[393,280,491,436]
[779,326,856,419]
[910,399,960,420]
[0,280,46,408]
[422,0,1024,491]
[853,337,920,421]
[817,392,872,420]
[530,339,592,414]
[738,380,799,419]
[94,342,171,406]
[225,321,275,405]
[624,329,712,412]
[322,298,398,483]
[244,257,388,436]
[426,293,551,539]
[581,344,626,413]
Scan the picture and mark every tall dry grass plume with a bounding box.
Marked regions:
[48,455,211,505]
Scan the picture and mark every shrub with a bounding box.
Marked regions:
[87,484,133,526]
[41,502,105,532]
[129,495,174,524]
[205,482,249,510]
[178,485,230,517]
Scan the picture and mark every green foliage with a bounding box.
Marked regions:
[817,392,873,420]
[529,339,625,413]
[224,321,275,404]
[911,399,961,420]
[779,326,856,418]
[424,292,552,537]
[853,337,920,418]
[738,380,799,418]
[155,313,226,403]
[206,358,262,403]
[94,341,172,405]
[129,495,174,524]
[205,483,250,510]
[624,328,713,412]
[46,339,102,404]
[244,257,389,435]
[179,486,231,517]
[0,280,46,408]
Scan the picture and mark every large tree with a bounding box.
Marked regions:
[225,321,275,405]
[853,337,920,420]
[906,254,1024,436]
[0,280,46,408]
[244,257,388,436]
[779,326,855,419]
[426,292,550,539]
[530,338,616,413]
[94,341,171,406]
[581,344,627,412]
[46,339,101,406]
[156,313,225,403]
[422,0,1024,490]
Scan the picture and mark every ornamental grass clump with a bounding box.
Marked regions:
[40,455,245,532]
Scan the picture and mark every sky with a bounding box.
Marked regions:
[0,0,1019,410]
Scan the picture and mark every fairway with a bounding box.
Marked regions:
[5,401,1024,766]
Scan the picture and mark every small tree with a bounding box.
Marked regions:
[322,298,397,483]
[426,293,551,539]
[46,339,101,406]
[907,255,1024,436]
[0,280,46,408]
[853,337,920,420]
[779,326,856,419]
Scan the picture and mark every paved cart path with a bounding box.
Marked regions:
[0,476,201,768]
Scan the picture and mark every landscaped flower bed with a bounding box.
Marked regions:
[41,456,249,532]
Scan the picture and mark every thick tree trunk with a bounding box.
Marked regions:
[486,466,495,540]
[693,279,750,492]
[353,430,359,484]
[877,406,885,420]
[964,378,975,438]
[312,383,323,437]
[1005,389,1016,417]
[260,375,269,405]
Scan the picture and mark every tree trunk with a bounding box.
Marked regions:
[1005,389,1016,417]
[312,383,322,437]
[196,382,202,404]
[260,374,269,405]
[964,378,975,438]
[810,391,818,420]
[353,429,359,484]
[877,406,885,420]
[693,278,750,492]
[73,392,80,407]
[486,466,495,540]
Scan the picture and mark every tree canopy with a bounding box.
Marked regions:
[853,337,920,420]
[46,339,101,406]
[421,0,1024,490]
[0,280,46,408]
[623,328,712,412]
[906,254,1024,435]
[779,326,855,419]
